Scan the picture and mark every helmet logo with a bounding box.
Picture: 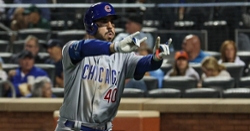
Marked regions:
[104,5,112,12]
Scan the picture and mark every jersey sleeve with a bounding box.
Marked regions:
[124,53,143,79]
[62,41,76,69]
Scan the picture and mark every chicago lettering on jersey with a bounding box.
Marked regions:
[81,64,121,85]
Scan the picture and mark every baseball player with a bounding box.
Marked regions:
[55,2,171,131]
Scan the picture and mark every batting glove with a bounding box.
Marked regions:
[153,37,172,61]
[114,31,147,53]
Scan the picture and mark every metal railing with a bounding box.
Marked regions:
[0,2,250,8]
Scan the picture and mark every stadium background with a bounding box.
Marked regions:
[0,0,250,131]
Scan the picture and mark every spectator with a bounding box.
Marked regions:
[201,56,231,79]
[113,13,154,49]
[45,39,63,87]
[165,51,200,81]
[9,35,46,63]
[7,0,50,21]
[218,40,245,65]
[23,5,50,29]
[8,50,48,97]
[0,62,7,81]
[0,0,5,19]
[138,47,165,88]
[0,0,4,12]
[10,8,28,31]
[182,34,208,63]
[30,76,55,98]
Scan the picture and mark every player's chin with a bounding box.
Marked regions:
[105,35,114,42]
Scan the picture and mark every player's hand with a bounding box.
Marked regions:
[114,31,147,53]
[153,37,172,61]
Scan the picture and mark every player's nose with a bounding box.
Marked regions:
[107,21,113,28]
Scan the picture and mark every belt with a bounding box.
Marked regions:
[64,120,107,131]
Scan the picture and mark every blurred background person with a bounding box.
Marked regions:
[114,13,153,49]
[23,5,50,29]
[10,8,28,31]
[218,40,245,65]
[7,0,50,22]
[165,51,200,81]
[45,39,63,87]
[0,0,5,20]
[9,35,46,63]
[0,62,7,81]
[182,34,208,63]
[29,76,55,98]
[7,50,48,97]
[201,56,231,79]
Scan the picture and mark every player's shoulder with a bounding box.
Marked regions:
[62,40,83,53]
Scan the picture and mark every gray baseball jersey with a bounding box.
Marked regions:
[56,40,142,130]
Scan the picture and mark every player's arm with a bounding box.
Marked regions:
[134,37,171,80]
[68,39,112,64]
[68,31,146,64]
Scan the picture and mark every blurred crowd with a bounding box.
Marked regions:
[0,0,249,98]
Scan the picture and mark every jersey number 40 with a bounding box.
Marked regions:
[104,88,117,103]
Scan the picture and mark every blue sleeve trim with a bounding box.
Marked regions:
[134,55,163,80]
[68,39,112,64]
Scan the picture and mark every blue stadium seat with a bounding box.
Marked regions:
[57,30,86,44]
[183,88,221,98]
[0,40,8,52]
[163,76,197,92]
[189,63,202,77]
[202,77,235,90]
[222,63,244,87]
[147,88,181,98]
[122,88,145,98]
[203,51,220,60]
[2,64,19,74]
[223,88,250,98]
[160,63,172,75]
[18,28,50,41]
[51,87,64,98]
[142,76,158,91]
[239,76,250,88]
[0,53,12,63]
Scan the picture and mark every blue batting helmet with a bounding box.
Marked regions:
[84,2,117,35]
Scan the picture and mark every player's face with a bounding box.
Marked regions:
[176,58,188,70]
[20,57,34,72]
[95,16,115,42]
[225,44,235,61]
[25,39,39,56]
[42,82,52,98]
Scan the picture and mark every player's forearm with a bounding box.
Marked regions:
[134,55,163,80]
[68,40,116,63]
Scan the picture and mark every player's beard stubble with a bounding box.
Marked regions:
[95,30,115,42]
